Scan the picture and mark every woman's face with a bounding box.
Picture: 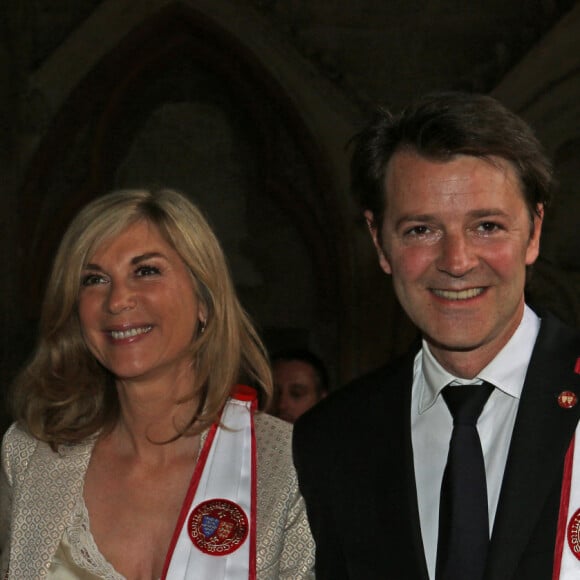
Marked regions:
[78,220,206,386]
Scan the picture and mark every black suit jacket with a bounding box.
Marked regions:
[293,314,580,579]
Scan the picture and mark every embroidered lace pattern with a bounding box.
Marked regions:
[60,495,125,580]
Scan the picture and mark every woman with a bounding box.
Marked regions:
[0,188,315,579]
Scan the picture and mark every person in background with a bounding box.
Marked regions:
[1,188,314,579]
[271,349,329,423]
[293,92,580,580]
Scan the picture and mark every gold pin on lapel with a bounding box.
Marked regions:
[558,391,578,409]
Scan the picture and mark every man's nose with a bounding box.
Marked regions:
[436,232,478,277]
[278,393,290,412]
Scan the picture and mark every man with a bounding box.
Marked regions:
[271,349,329,423]
[293,92,580,579]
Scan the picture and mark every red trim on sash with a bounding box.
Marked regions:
[233,384,259,402]
[249,394,257,580]
[553,436,575,580]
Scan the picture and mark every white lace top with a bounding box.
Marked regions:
[47,495,125,579]
[2,413,315,580]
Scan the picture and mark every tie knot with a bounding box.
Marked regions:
[442,383,493,426]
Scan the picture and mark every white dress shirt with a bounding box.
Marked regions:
[412,305,541,579]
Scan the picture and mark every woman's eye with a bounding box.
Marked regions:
[81,273,106,286]
[136,265,161,277]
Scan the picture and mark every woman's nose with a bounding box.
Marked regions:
[105,281,137,314]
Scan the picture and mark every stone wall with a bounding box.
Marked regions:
[1,1,579,434]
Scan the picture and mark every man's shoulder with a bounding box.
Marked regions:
[295,347,417,434]
[538,310,580,337]
[533,311,580,357]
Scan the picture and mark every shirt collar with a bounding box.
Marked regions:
[418,305,541,414]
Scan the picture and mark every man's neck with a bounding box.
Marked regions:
[425,303,538,380]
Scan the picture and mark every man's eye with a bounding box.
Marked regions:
[136,265,161,277]
[81,274,106,286]
[406,225,430,236]
[289,388,306,400]
[477,222,501,233]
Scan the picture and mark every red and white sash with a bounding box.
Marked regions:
[161,385,257,580]
[554,426,580,579]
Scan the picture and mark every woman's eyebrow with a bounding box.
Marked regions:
[130,251,167,265]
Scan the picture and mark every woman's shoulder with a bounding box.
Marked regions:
[2,422,39,456]
[254,411,293,443]
[2,422,94,478]
[253,413,303,509]
[253,412,294,466]
[1,422,40,484]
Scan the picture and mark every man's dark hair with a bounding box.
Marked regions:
[350,91,553,230]
[271,349,330,397]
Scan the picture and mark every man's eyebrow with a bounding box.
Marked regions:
[394,213,435,229]
[394,208,509,229]
[467,208,509,219]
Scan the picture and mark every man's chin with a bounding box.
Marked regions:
[423,333,485,353]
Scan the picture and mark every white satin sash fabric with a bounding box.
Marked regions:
[555,427,580,579]
[163,392,255,580]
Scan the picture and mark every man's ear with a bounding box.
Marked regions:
[364,210,393,275]
[525,203,544,266]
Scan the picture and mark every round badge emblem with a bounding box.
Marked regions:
[558,391,578,409]
[567,508,580,560]
[188,498,249,555]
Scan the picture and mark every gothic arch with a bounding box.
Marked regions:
[18,0,363,380]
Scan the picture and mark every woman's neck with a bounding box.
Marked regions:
[111,374,201,463]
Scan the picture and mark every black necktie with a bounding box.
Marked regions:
[436,382,494,580]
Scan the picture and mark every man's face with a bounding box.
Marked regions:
[272,360,323,423]
[366,151,543,376]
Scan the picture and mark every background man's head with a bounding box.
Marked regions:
[270,349,329,423]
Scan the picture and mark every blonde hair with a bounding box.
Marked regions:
[13,188,272,448]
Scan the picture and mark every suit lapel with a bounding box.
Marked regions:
[339,347,428,579]
[383,346,430,579]
[11,437,94,577]
[487,315,580,579]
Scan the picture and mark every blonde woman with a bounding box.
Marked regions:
[0,188,314,579]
